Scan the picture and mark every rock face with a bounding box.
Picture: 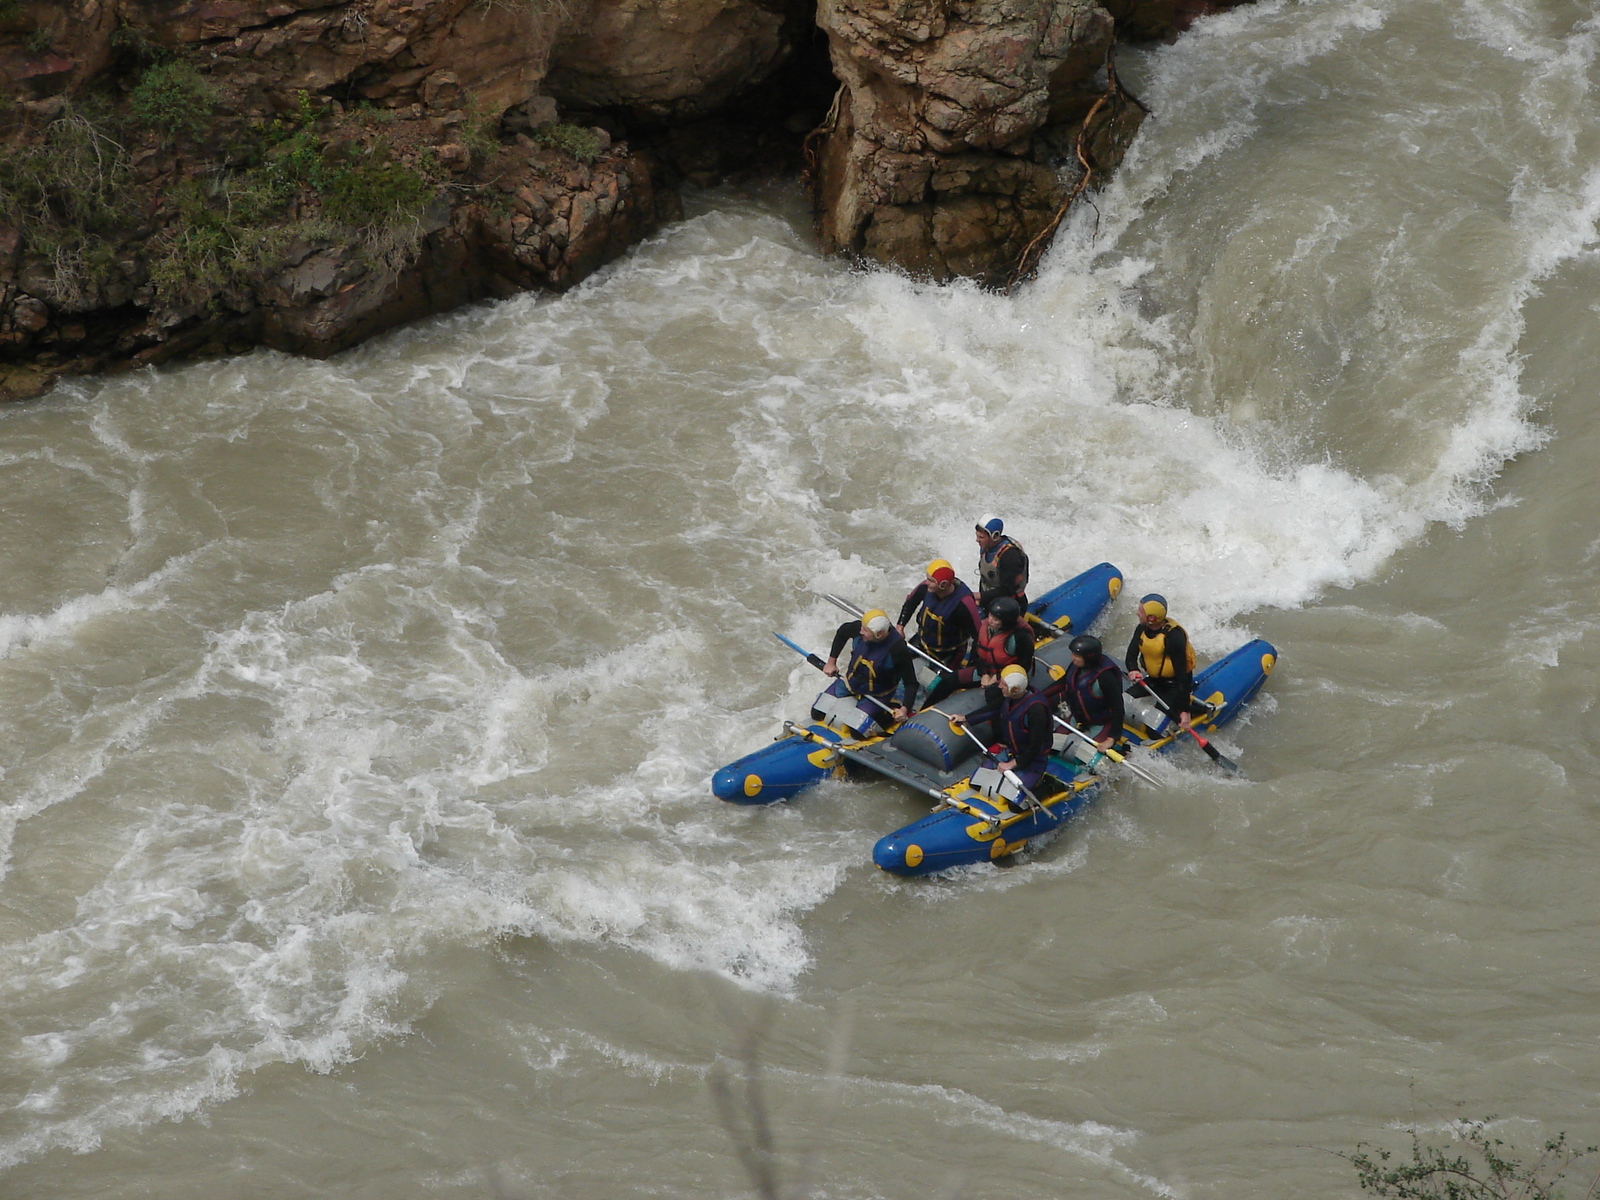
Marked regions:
[0,133,677,403]
[811,0,1143,288]
[548,0,815,120]
[0,0,1253,399]
[0,0,819,400]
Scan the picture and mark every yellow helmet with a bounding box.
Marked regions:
[862,609,890,635]
[1000,664,1030,691]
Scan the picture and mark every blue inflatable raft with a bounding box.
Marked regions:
[712,560,1278,876]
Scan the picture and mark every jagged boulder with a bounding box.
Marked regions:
[811,0,1141,288]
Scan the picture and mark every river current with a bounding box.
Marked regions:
[2,0,1599,1196]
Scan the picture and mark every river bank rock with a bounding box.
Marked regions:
[0,0,812,400]
[0,0,1253,400]
[810,0,1141,288]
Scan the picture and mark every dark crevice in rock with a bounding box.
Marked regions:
[560,1,840,190]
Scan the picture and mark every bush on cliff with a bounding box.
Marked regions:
[147,173,320,306]
[0,103,136,306]
[1,85,442,318]
[532,122,603,164]
[130,62,215,137]
[1342,1120,1598,1199]
[320,157,434,227]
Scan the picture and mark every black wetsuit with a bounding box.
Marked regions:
[826,620,918,707]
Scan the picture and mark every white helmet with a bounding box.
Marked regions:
[862,609,891,636]
[1000,664,1029,692]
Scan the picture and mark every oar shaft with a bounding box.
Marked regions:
[931,708,1046,814]
[1124,667,1238,771]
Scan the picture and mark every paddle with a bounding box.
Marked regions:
[823,590,1162,787]
[1125,669,1240,774]
[928,707,1048,817]
[1024,611,1070,641]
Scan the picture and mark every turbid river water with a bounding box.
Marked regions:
[3,0,1600,1195]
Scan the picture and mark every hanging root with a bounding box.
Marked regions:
[1006,52,1145,293]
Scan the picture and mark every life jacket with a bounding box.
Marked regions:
[1058,658,1120,726]
[977,535,1029,599]
[974,621,1027,673]
[999,688,1051,759]
[1133,620,1195,679]
[845,628,906,701]
[916,580,976,657]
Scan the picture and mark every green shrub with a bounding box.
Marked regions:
[532,122,603,164]
[462,115,500,162]
[171,171,290,232]
[320,158,434,227]
[109,25,165,64]
[263,127,329,189]
[0,106,131,234]
[129,61,214,136]
[1344,1121,1598,1200]
[0,104,134,306]
[352,101,399,127]
[288,89,322,129]
[147,186,317,308]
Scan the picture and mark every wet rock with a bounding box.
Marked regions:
[0,0,1253,399]
[812,0,1140,288]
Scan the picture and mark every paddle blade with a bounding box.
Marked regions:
[1187,728,1243,775]
[772,631,828,673]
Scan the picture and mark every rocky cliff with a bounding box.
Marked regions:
[0,0,1245,401]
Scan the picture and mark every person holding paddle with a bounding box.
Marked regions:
[1123,594,1196,732]
[947,664,1058,799]
[813,609,916,731]
[896,558,982,671]
[1047,634,1126,752]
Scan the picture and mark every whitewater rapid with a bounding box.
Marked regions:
[2,0,1600,1193]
